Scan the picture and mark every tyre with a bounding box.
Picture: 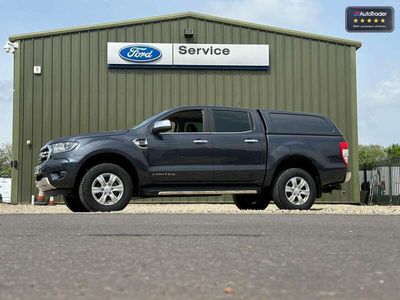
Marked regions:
[233,194,270,210]
[63,195,89,212]
[272,168,316,210]
[273,197,286,209]
[79,163,133,212]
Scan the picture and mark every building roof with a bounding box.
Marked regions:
[9,11,361,49]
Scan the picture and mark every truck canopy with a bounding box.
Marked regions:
[259,110,342,136]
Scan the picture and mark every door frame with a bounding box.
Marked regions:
[208,108,267,185]
[145,107,214,185]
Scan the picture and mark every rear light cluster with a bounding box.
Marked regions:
[340,142,349,165]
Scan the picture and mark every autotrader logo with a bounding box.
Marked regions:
[346,6,394,32]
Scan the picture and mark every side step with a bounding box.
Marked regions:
[140,186,260,197]
[157,190,258,196]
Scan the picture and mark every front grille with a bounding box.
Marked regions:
[38,146,50,164]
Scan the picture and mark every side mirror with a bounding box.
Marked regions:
[152,120,172,134]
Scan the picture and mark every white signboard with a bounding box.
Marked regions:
[0,178,11,203]
[173,44,269,67]
[107,42,269,69]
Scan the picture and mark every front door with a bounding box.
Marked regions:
[147,108,213,184]
[210,108,266,184]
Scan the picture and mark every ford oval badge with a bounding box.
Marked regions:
[119,45,162,63]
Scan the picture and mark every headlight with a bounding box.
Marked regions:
[50,141,79,153]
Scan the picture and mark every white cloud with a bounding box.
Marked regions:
[359,70,400,111]
[0,80,13,144]
[369,73,400,106]
[358,70,400,146]
[0,80,12,103]
[207,0,322,29]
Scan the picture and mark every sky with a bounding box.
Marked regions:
[0,0,399,146]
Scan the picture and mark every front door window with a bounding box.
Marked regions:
[163,110,204,133]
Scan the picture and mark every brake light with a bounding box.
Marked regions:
[340,141,349,165]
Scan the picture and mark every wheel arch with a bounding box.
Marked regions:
[74,152,139,196]
[270,155,322,198]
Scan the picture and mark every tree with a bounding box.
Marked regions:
[358,144,386,169]
[385,144,400,160]
[0,143,12,178]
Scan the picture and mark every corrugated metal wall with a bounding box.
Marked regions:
[11,16,360,203]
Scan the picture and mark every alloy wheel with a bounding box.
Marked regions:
[284,176,310,205]
[91,173,124,206]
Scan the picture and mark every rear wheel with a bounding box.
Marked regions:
[79,163,133,212]
[273,198,286,209]
[233,194,270,210]
[272,168,316,210]
[63,195,89,212]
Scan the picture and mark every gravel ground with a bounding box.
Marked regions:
[1,202,400,215]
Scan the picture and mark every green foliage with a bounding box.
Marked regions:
[358,144,387,169]
[385,144,400,160]
[0,143,12,178]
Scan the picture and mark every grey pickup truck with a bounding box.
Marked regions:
[35,106,351,212]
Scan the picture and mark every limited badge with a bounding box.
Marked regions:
[346,6,394,32]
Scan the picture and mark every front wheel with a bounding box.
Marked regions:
[63,195,89,212]
[233,194,270,210]
[272,168,316,210]
[79,163,133,212]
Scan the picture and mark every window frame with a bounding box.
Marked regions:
[150,108,210,135]
[210,108,254,134]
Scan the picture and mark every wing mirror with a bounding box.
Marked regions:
[152,120,172,134]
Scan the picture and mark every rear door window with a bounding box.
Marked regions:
[212,110,252,132]
[269,113,334,134]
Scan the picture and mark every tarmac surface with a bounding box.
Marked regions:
[1,213,399,300]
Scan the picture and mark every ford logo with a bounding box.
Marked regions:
[119,45,162,63]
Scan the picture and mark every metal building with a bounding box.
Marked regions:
[8,12,361,204]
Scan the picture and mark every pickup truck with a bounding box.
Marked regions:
[35,106,351,212]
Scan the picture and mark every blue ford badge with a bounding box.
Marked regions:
[119,45,162,63]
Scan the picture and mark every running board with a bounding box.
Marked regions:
[157,190,258,196]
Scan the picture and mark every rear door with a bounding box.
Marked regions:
[210,109,266,184]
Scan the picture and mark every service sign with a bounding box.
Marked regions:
[107,43,269,70]
[173,44,269,67]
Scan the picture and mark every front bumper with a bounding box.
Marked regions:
[35,177,56,192]
[34,157,80,194]
[345,171,352,183]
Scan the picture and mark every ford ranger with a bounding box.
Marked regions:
[35,106,351,212]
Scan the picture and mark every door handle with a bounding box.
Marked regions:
[193,139,208,144]
[244,139,258,143]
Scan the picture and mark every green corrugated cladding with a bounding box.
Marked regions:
[10,13,360,204]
